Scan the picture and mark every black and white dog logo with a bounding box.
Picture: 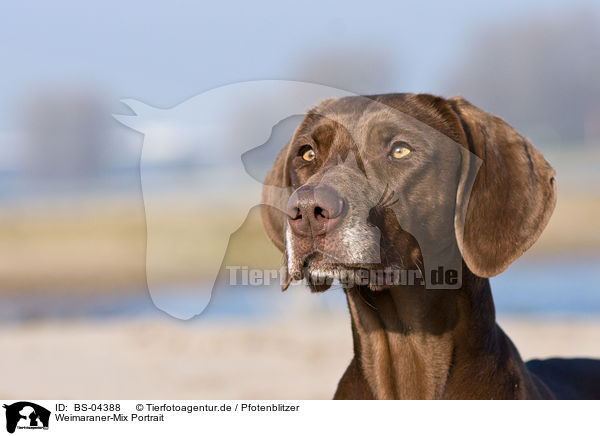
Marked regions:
[3,402,50,434]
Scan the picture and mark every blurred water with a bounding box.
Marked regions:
[492,257,600,317]
[0,257,598,324]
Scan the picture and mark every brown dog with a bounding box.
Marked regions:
[260,93,600,399]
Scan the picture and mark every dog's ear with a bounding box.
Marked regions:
[260,143,292,252]
[449,97,557,278]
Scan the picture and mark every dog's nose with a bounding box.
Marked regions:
[286,185,346,236]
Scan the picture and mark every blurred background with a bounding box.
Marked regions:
[0,0,599,398]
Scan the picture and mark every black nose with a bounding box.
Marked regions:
[286,185,346,236]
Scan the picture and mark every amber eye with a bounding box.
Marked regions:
[300,145,316,162]
[390,141,411,159]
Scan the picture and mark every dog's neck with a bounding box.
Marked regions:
[343,267,549,399]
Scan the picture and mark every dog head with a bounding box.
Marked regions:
[261,94,556,291]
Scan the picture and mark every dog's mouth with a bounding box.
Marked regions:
[301,251,345,292]
[300,250,412,292]
[303,252,353,292]
[285,204,425,292]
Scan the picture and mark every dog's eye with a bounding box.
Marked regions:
[390,142,411,160]
[299,145,316,162]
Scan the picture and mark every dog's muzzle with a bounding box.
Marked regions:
[286,184,346,237]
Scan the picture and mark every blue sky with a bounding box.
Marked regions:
[2,0,598,113]
[0,0,598,171]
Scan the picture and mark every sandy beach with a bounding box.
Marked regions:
[1,315,599,399]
